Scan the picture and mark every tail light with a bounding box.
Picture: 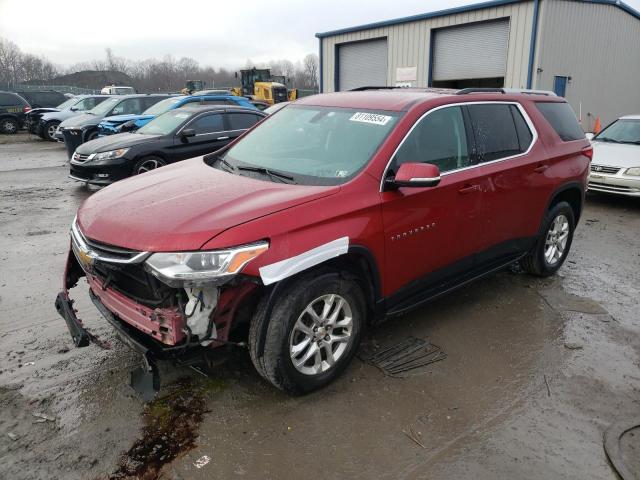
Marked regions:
[582,145,593,160]
[23,106,31,113]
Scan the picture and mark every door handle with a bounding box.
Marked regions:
[534,164,548,173]
[216,136,229,141]
[458,184,480,194]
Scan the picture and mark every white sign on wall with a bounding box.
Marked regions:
[396,66,417,82]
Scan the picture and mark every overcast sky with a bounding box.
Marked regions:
[1,0,639,69]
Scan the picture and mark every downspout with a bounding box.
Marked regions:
[318,37,324,93]
[526,0,541,89]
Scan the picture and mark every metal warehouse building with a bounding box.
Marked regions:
[316,0,640,129]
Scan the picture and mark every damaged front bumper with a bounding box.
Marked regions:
[55,244,258,400]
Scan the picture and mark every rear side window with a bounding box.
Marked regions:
[144,97,165,109]
[467,104,524,162]
[536,102,584,141]
[227,113,263,130]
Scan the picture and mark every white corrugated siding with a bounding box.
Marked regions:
[337,39,388,90]
[533,0,640,128]
[433,19,510,81]
[320,1,535,92]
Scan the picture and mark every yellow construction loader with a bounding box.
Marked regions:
[230,68,289,105]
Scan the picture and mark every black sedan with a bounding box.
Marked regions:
[69,105,266,186]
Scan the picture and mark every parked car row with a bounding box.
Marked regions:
[70,105,266,185]
[26,95,112,141]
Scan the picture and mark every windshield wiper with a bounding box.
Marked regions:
[216,157,236,173]
[237,165,296,184]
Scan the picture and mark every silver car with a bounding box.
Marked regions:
[588,115,640,197]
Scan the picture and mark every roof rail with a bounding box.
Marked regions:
[456,87,557,96]
[349,86,398,91]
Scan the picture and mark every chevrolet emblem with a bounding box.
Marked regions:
[72,243,95,271]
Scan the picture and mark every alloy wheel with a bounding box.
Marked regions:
[137,159,163,174]
[47,123,58,139]
[289,294,353,375]
[544,214,569,265]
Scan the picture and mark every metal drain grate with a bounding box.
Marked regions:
[359,337,446,376]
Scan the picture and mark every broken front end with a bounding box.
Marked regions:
[55,218,266,399]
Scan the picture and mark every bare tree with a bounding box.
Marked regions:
[303,53,319,89]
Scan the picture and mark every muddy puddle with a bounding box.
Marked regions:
[106,377,225,480]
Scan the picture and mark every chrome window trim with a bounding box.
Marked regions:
[379,101,539,192]
[176,112,224,137]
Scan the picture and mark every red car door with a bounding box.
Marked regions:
[466,102,549,259]
[380,105,488,302]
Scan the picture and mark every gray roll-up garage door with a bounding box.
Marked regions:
[432,19,510,81]
[338,38,388,91]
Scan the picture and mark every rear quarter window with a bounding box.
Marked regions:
[0,93,23,106]
[536,102,584,141]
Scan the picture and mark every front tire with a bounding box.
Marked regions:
[85,129,98,142]
[521,201,575,277]
[249,270,366,394]
[42,121,60,142]
[133,156,166,175]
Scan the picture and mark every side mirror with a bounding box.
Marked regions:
[70,106,78,111]
[385,162,441,189]
[181,128,196,139]
[585,132,595,141]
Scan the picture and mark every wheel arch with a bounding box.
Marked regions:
[546,182,584,225]
[251,244,384,358]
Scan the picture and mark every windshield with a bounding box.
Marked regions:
[89,97,120,115]
[217,105,400,185]
[137,110,193,136]
[595,119,640,144]
[143,96,185,116]
[56,98,77,110]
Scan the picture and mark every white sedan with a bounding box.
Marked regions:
[588,114,640,197]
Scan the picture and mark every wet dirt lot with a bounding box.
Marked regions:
[1,133,639,480]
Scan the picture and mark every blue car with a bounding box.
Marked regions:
[97,94,258,136]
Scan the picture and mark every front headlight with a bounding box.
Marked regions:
[92,148,130,161]
[624,167,640,176]
[144,242,269,287]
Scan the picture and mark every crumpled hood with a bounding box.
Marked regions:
[41,110,79,122]
[28,107,59,116]
[592,141,640,169]
[101,114,152,125]
[76,132,161,154]
[59,113,100,129]
[77,157,339,251]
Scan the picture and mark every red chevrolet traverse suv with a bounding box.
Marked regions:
[56,87,591,396]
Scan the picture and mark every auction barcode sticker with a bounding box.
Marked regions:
[349,112,392,126]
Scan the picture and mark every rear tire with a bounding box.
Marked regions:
[248,269,365,394]
[0,117,19,134]
[42,121,60,142]
[521,201,575,277]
